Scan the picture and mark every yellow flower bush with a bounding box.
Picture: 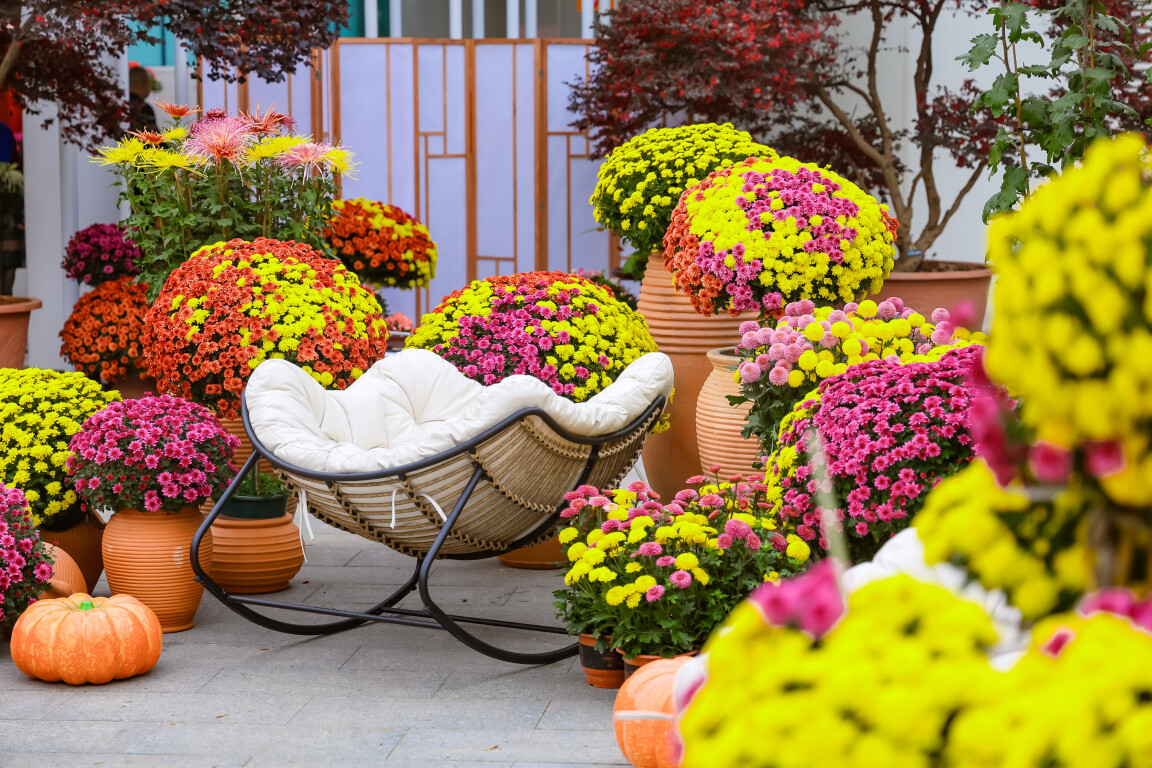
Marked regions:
[680,573,1152,768]
[0,369,119,527]
[916,461,1092,621]
[680,575,999,768]
[985,133,1152,507]
[553,476,809,658]
[406,271,657,402]
[589,123,774,276]
[665,156,898,316]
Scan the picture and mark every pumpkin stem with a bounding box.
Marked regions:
[79,600,94,611]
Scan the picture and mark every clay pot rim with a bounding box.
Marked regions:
[616,648,699,662]
[705,346,741,367]
[886,264,993,281]
[0,296,42,313]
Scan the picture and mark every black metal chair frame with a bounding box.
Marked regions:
[191,391,666,665]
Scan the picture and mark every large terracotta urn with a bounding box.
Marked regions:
[696,348,763,477]
[637,258,753,498]
[102,506,213,633]
[875,262,993,330]
[0,296,41,368]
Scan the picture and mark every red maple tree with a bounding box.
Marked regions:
[0,0,349,149]
[571,0,1000,271]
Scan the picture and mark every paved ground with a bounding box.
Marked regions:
[0,518,627,768]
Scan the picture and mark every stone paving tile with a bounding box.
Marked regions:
[0,687,74,719]
[1,754,249,768]
[50,690,309,726]
[134,721,404,759]
[0,720,161,754]
[288,694,551,730]
[536,697,622,731]
[386,726,627,764]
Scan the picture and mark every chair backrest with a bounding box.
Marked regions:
[248,395,665,559]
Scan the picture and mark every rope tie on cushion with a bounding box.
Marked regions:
[389,487,447,528]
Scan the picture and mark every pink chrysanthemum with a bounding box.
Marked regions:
[645,585,666,602]
[183,116,253,163]
[656,555,676,567]
[670,570,693,589]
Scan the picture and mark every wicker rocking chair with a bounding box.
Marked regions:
[191,354,669,665]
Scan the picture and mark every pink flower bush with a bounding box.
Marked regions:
[765,345,981,562]
[61,223,142,286]
[67,396,240,513]
[0,482,54,628]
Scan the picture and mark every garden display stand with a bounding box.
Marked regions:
[192,391,666,665]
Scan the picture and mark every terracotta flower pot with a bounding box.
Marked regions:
[579,633,625,689]
[696,347,764,477]
[619,649,699,679]
[102,506,213,633]
[210,505,304,594]
[0,296,42,369]
[637,258,754,499]
[41,511,107,593]
[875,262,993,330]
[497,534,566,570]
[38,544,88,599]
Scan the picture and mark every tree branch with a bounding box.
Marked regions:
[915,160,987,249]
[0,9,37,95]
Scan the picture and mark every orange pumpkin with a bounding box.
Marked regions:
[613,656,694,768]
[10,593,162,684]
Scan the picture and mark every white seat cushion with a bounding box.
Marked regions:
[245,349,675,474]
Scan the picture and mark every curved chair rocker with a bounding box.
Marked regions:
[192,349,672,665]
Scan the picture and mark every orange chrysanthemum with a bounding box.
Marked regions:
[141,237,389,419]
[323,198,437,289]
[59,277,151,384]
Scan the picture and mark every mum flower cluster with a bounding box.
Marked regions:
[554,475,810,658]
[324,198,437,289]
[732,298,985,451]
[916,461,1092,621]
[764,346,982,563]
[61,223,141,285]
[679,572,1152,768]
[664,156,898,317]
[0,369,119,527]
[589,123,773,277]
[0,483,53,629]
[406,271,657,402]
[59,277,150,384]
[984,134,1152,507]
[680,575,997,767]
[95,104,350,298]
[68,396,240,513]
[142,237,389,419]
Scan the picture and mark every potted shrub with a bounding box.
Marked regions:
[0,482,55,634]
[60,223,141,287]
[95,105,349,299]
[555,474,811,680]
[140,236,390,473]
[210,471,304,594]
[761,345,983,564]
[587,123,774,497]
[0,369,120,589]
[67,395,239,632]
[59,276,153,398]
[323,197,438,290]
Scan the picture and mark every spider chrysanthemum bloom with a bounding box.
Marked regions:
[183,116,255,164]
[277,141,352,174]
[153,100,199,120]
[242,105,297,135]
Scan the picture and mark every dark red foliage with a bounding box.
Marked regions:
[569,0,832,159]
[0,0,348,149]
